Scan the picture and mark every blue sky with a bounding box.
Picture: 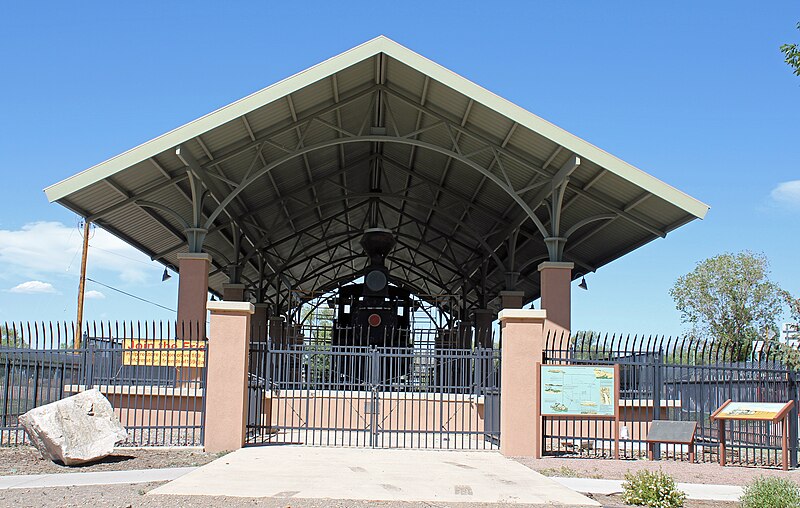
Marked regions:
[0,1,797,335]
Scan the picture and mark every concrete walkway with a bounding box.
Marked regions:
[0,467,194,490]
[551,476,744,502]
[150,446,599,505]
[0,451,746,503]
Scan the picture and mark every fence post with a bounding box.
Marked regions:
[369,346,380,447]
[473,346,483,396]
[789,369,799,469]
[204,301,254,453]
[498,309,547,457]
[2,363,10,428]
[84,335,94,388]
[652,352,663,460]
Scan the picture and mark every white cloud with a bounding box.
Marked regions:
[84,290,105,300]
[0,221,157,284]
[771,180,800,209]
[9,280,57,294]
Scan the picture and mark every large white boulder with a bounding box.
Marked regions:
[19,388,128,466]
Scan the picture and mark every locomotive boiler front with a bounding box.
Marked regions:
[332,229,412,347]
[357,228,397,345]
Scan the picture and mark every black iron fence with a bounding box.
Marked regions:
[544,330,799,468]
[247,325,500,449]
[0,321,207,447]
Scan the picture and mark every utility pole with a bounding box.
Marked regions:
[75,218,90,348]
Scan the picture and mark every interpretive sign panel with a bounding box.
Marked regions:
[714,401,791,421]
[646,420,698,462]
[540,365,617,417]
[646,420,697,444]
[711,399,795,470]
[122,339,206,367]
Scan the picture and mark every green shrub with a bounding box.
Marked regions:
[740,476,800,508]
[621,469,686,508]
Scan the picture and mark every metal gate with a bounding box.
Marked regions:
[246,335,500,449]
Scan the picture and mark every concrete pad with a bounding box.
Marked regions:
[151,446,598,505]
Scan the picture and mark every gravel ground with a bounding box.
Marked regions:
[517,455,800,486]
[0,483,739,508]
[586,493,736,507]
[0,447,220,475]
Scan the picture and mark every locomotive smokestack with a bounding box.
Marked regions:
[360,228,395,267]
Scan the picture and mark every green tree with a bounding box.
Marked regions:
[571,330,608,360]
[780,22,800,76]
[1,325,26,348]
[670,251,793,361]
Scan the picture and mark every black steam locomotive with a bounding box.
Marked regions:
[332,228,412,347]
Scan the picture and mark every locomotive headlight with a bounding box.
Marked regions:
[365,269,387,292]
[368,313,382,327]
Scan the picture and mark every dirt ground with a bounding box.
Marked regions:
[518,455,800,486]
[0,446,220,475]
[0,448,788,507]
[0,482,740,508]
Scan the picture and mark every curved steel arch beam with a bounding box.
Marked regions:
[135,201,190,230]
[266,228,471,288]
[200,135,550,238]
[563,213,617,239]
[229,190,507,278]
[291,251,453,296]
[308,271,434,309]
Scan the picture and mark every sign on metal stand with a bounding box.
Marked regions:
[711,399,795,471]
[537,363,621,459]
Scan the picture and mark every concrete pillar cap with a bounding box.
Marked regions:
[497,309,547,322]
[499,290,525,296]
[207,301,254,314]
[222,283,246,289]
[538,261,574,271]
[177,252,212,263]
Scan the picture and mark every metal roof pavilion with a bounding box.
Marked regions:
[44,36,709,312]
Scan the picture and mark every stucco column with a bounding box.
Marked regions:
[473,309,496,349]
[499,290,524,309]
[498,308,546,457]
[177,253,211,337]
[204,301,254,453]
[538,261,574,333]
[222,283,246,302]
[252,303,269,339]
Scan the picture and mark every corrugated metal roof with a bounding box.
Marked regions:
[44,36,708,311]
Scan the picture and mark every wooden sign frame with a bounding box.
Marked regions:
[710,399,795,471]
[536,363,621,460]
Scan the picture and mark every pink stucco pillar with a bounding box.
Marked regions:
[538,261,574,333]
[177,253,211,337]
[498,308,546,457]
[222,283,246,302]
[204,301,253,453]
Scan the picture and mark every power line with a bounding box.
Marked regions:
[88,243,159,268]
[85,278,176,313]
